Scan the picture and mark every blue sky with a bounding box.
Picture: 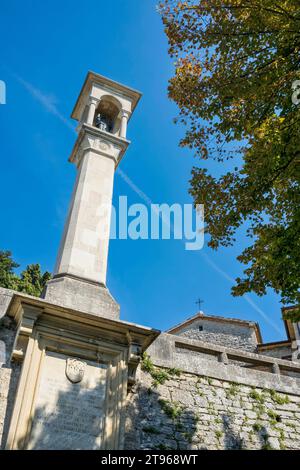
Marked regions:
[0,0,286,342]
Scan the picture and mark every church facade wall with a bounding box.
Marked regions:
[172,318,258,352]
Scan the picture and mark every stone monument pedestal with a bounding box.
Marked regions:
[4,292,159,450]
[42,274,120,320]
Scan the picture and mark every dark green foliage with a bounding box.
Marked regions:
[253,422,263,432]
[0,251,19,290]
[0,250,51,297]
[160,0,300,310]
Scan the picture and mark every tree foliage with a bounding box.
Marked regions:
[0,250,20,290]
[0,250,51,297]
[159,0,300,314]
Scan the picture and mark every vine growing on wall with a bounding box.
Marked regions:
[141,352,181,388]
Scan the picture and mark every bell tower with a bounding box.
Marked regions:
[43,71,141,318]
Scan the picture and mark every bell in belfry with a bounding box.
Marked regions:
[95,113,112,132]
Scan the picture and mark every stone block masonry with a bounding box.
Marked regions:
[170,316,259,352]
[124,333,300,450]
[124,368,300,450]
[0,316,21,448]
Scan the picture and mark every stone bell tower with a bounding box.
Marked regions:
[2,73,158,451]
[43,71,141,318]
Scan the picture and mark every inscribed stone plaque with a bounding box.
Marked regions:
[27,351,107,450]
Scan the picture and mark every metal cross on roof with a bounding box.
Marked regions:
[196,298,204,311]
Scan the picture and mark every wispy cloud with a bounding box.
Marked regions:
[15,74,281,334]
[14,74,76,133]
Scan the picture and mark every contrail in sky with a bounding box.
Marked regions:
[117,168,282,334]
[13,74,77,133]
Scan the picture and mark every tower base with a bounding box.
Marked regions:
[42,274,120,320]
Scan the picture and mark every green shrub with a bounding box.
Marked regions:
[267,410,281,422]
[253,422,263,432]
[227,383,239,397]
[141,353,181,387]
[159,399,182,419]
[269,390,290,405]
[249,390,265,404]
[142,426,161,435]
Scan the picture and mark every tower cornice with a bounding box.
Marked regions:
[71,71,142,123]
[69,123,130,168]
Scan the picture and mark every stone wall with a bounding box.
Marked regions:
[0,318,20,449]
[124,333,300,450]
[174,318,258,352]
[0,288,14,321]
[258,346,292,360]
[124,368,300,450]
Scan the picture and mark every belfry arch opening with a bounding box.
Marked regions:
[94,96,121,134]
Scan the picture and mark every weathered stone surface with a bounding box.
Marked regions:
[147,333,300,394]
[124,367,300,450]
[0,363,21,448]
[0,308,20,449]
[124,334,300,450]
[27,351,107,450]
[42,275,120,319]
[0,288,14,319]
[172,316,258,352]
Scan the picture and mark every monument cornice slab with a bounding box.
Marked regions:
[7,291,160,360]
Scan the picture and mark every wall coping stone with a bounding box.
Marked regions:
[147,333,300,396]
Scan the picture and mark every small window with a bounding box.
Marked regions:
[198,325,203,331]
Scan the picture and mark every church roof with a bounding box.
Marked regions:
[166,311,263,343]
[257,340,291,352]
